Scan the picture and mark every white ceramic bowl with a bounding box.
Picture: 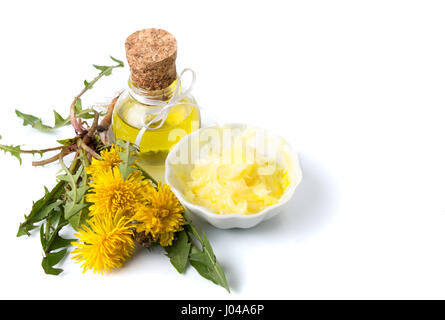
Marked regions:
[165,124,302,229]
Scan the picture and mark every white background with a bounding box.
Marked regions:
[1,0,445,299]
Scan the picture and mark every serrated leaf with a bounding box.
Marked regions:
[186,224,230,292]
[47,249,67,266]
[14,56,123,134]
[39,206,72,275]
[64,202,89,220]
[48,235,75,252]
[16,99,94,133]
[66,185,90,203]
[119,161,136,181]
[0,143,24,165]
[74,98,82,113]
[135,162,159,189]
[91,60,120,77]
[68,206,89,231]
[15,109,53,131]
[79,112,96,120]
[0,135,43,165]
[189,256,215,281]
[73,98,96,119]
[110,56,124,67]
[58,165,83,183]
[33,201,62,222]
[0,138,44,165]
[42,249,67,275]
[58,163,90,230]
[118,141,137,180]
[15,108,72,132]
[53,110,70,127]
[17,181,65,237]
[92,64,107,71]
[57,138,77,146]
[47,210,62,228]
[165,230,191,274]
[41,261,63,275]
[189,245,229,292]
[17,224,33,237]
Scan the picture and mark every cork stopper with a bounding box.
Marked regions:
[125,28,177,90]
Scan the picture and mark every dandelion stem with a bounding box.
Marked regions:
[32,149,72,166]
[20,146,65,154]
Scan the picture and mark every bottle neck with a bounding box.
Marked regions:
[128,76,179,105]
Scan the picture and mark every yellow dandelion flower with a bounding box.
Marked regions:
[86,145,121,179]
[71,212,135,274]
[86,167,149,219]
[133,183,185,247]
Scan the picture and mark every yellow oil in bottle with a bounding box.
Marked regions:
[112,85,201,181]
[113,101,200,157]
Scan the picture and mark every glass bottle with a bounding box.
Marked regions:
[113,75,200,165]
[112,28,201,180]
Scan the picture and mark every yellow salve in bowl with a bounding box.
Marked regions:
[165,124,302,228]
[184,143,291,215]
